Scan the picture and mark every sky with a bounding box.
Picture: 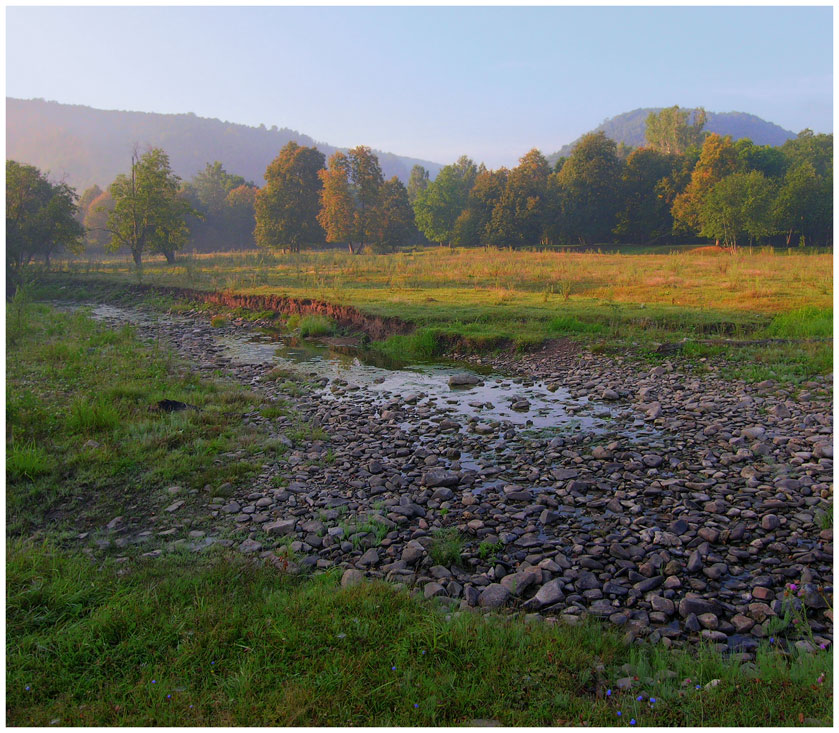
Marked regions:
[5,5,833,168]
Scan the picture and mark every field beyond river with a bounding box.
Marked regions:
[8,244,833,725]
[49,245,832,382]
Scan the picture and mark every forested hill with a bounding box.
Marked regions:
[6,97,443,191]
[548,108,798,163]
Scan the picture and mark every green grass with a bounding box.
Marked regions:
[6,540,832,727]
[298,314,336,337]
[36,245,834,381]
[764,306,832,339]
[428,527,465,566]
[7,442,52,481]
[5,303,287,537]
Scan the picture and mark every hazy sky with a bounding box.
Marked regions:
[6,6,833,168]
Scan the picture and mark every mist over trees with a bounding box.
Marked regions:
[8,105,833,270]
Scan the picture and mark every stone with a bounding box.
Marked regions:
[761,514,780,531]
[449,373,482,387]
[265,519,297,536]
[357,548,380,568]
[424,582,447,599]
[678,596,720,618]
[341,569,364,588]
[164,500,184,513]
[525,579,564,609]
[478,583,511,609]
[424,469,460,488]
[401,540,426,566]
[238,539,263,554]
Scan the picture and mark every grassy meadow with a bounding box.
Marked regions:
[47,244,832,381]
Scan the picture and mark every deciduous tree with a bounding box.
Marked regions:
[317,147,386,254]
[613,148,679,243]
[546,132,623,245]
[372,177,415,253]
[645,106,707,155]
[106,148,195,267]
[698,171,774,249]
[254,142,325,252]
[671,133,737,237]
[413,155,477,246]
[488,149,550,248]
[407,165,430,204]
[7,160,85,276]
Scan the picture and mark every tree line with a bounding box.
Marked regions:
[7,106,833,281]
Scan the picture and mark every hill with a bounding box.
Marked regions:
[6,98,443,192]
[547,107,798,164]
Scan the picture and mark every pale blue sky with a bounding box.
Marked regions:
[6,6,833,168]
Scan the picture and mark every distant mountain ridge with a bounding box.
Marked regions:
[548,108,799,163]
[6,97,444,192]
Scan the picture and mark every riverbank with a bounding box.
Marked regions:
[6,300,833,726]
[38,244,833,381]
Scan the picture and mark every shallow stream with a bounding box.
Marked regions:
[72,302,658,442]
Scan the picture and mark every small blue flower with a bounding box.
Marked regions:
[392,666,396,671]
[152,680,156,684]
[167,694,172,699]
[617,711,622,716]
[630,719,636,726]
[650,697,656,704]
[695,684,701,690]
[606,689,612,696]
[211,661,215,665]
[636,695,643,701]
[769,637,775,644]
[414,703,419,708]
[421,650,426,655]
[25,686,30,691]
[189,705,193,709]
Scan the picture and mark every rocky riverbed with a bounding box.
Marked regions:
[78,301,833,655]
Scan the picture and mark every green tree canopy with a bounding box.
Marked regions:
[372,177,416,253]
[7,160,85,276]
[645,106,707,155]
[546,132,623,245]
[671,133,738,235]
[254,142,325,253]
[452,167,507,248]
[406,165,430,204]
[772,161,832,247]
[698,170,775,249]
[413,155,477,246]
[488,149,550,248]
[613,148,679,243]
[106,148,196,267]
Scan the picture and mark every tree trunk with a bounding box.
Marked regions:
[132,248,143,267]
[163,249,176,265]
[44,251,51,269]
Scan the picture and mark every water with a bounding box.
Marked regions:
[68,301,656,440]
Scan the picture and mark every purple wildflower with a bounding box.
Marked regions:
[630,719,636,726]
